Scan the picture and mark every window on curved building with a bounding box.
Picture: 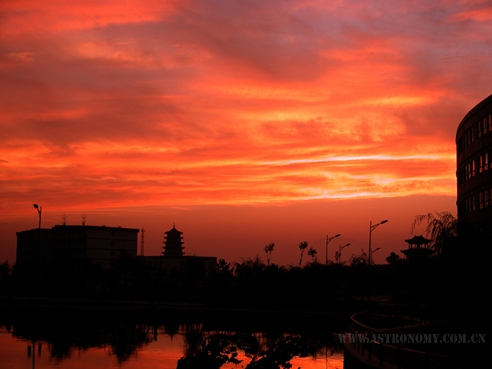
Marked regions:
[465,161,475,179]
[465,128,474,147]
[479,117,486,135]
[485,190,490,208]
[479,153,490,173]
[466,195,477,213]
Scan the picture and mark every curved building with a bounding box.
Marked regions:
[456,94,492,235]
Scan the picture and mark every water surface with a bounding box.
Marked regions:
[0,321,345,369]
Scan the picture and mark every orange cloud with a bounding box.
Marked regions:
[1,0,490,264]
[0,0,179,36]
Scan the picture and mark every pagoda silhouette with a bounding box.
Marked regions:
[163,224,185,258]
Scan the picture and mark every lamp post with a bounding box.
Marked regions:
[33,204,42,288]
[370,247,381,264]
[325,234,340,265]
[33,204,42,229]
[368,220,387,265]
[338,243,351,264]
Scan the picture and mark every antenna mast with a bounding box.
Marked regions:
[140,226,146,256]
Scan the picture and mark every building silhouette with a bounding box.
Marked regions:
[16,225,139,271]
[15,224,139,287]
[456,93,492,236]
[401,234,433,260]
[140,224,216,275]
[16,223,217,280]
[163,224,185,257]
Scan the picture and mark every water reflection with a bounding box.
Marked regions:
[0,318,345,369]
[11,321,154,363]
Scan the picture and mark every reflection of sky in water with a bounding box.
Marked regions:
[0,326,344,369]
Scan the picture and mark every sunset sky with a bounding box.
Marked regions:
[1,0,491,266]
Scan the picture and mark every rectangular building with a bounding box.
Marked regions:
[16,225,139,271]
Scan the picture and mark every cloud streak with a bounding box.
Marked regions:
[1,0,490,218]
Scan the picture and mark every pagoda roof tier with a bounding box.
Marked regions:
[404,235,432,246]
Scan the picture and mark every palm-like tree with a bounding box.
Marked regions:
[298,241,308,267]
[264,243,275,266]
[307,247,317,263]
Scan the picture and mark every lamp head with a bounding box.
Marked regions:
[335,234,341,237]
[33,204,39,209]
[381,220,388,224]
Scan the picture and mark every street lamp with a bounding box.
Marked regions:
[33,203,42,289]
[368,220,387,265]
[33,204,42,229]
[371,247,381,258]
[325,234,340,265]
[338,243,351,264]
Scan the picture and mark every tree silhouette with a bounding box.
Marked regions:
[385,252,401,264]
[334,251,340,264]
[263,243,275,266]
[216,259,233,277]
[0,261,13,296]
[349,249,368,266]
[307,247,317,263]
[411,211,457,256]
[298,241,308,267]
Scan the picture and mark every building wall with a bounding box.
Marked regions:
[17,225,139,271]
[84,226,138,264]
[456,94,492,234]
[16,228,53,271]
